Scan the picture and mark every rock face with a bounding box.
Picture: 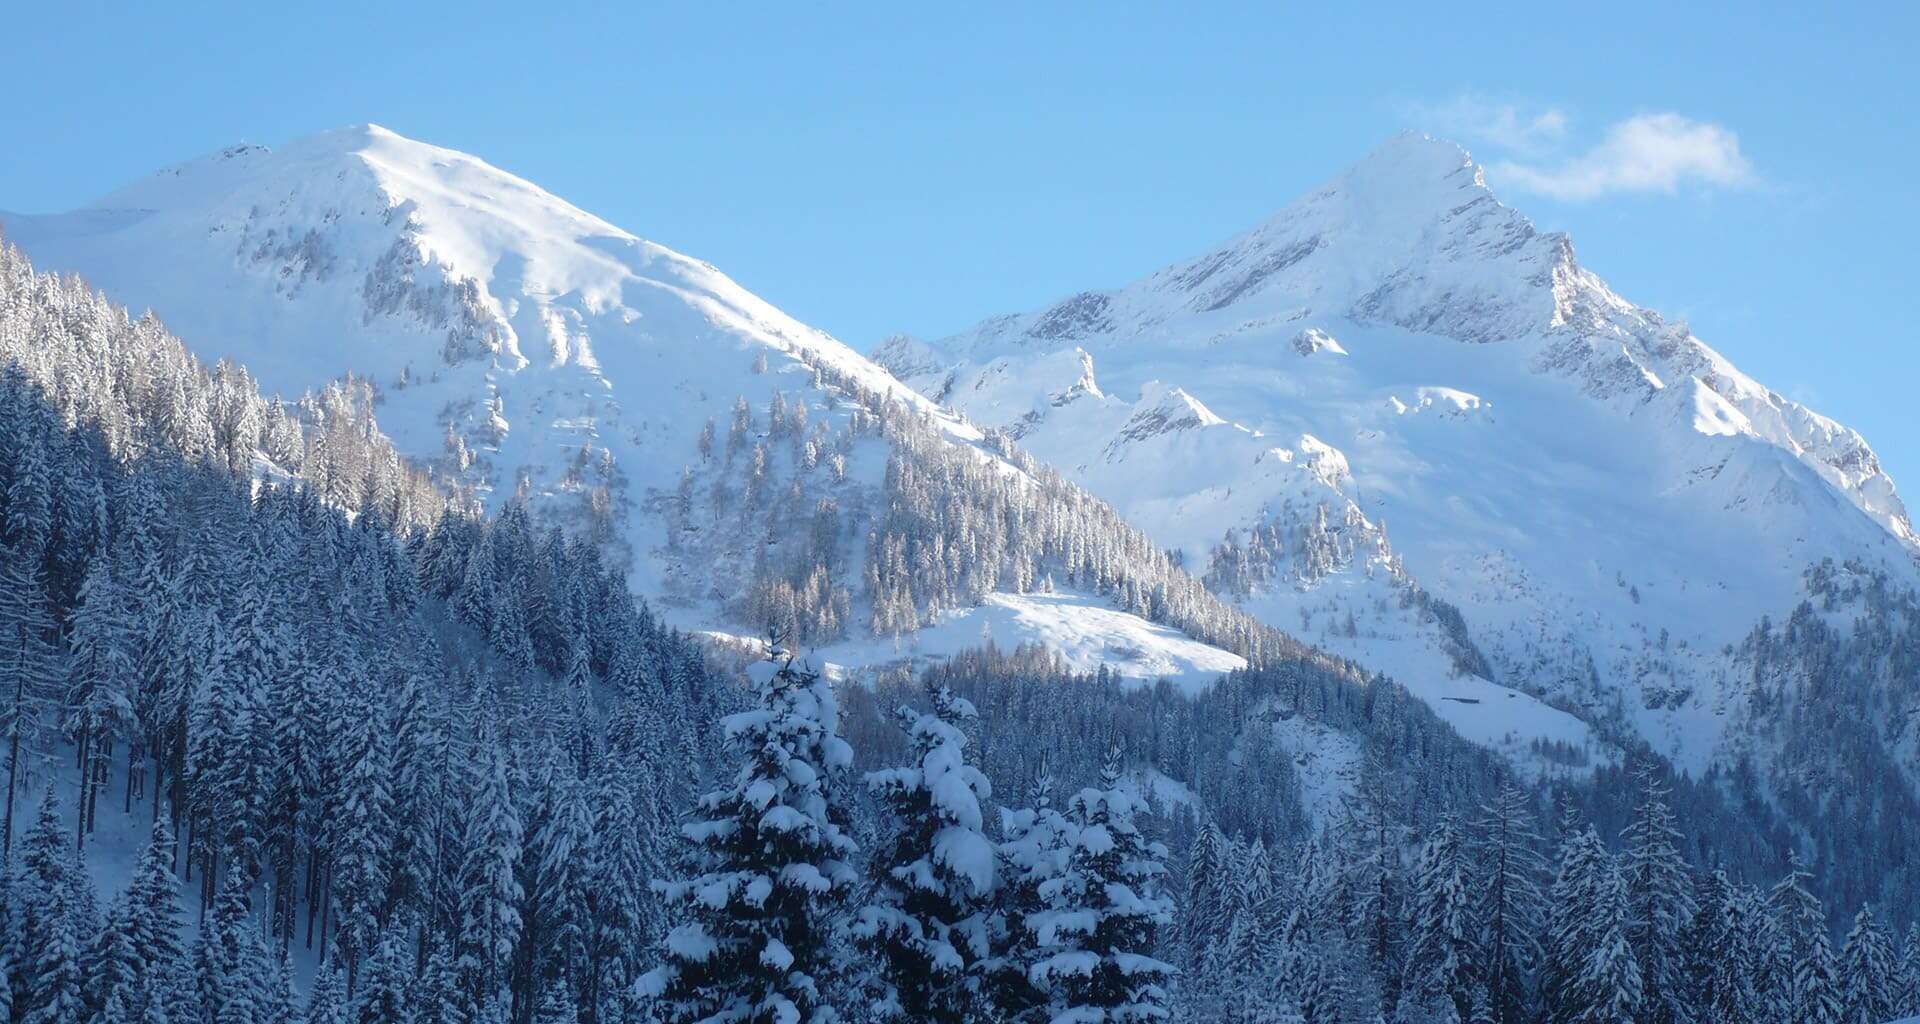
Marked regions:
[876,132,1918,778]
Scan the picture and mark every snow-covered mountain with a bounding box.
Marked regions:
[0,124,1244,687]
[877,132,1920,780]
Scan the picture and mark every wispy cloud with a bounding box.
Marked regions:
[1405,94,1570,156]
[1488,113,1756,201]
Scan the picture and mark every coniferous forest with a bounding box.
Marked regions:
[3,225,1920,1024]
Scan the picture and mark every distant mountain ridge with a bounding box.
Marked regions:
[877,132,1919,784]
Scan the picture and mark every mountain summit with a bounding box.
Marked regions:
[0,124,1252,688]
[879,133,1918,777]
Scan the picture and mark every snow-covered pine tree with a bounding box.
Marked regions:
[1679,869,1735,1021]
[1769,851,1828,1021]
[0,543,62,860]
[1340,760,1405,1008]
[1027,745,1176,1024]
[991,765,1075,1023]
[851,683,998,1023]
[1543,822,1641,1024]
[194,869,272,1024]
[61,556,137,847]
[1467,785,1544,1024]
[307,954,350,1024]
[1178,821,1233,969]
[456,712,524,1010]
[584,765,661,1023]
[415,941,467,1024]
[638,639,859,1024]
[352,930,414,1024]
[1836,906,1894,1024]
[330,683,395,978]
[1794,927,1842,1024]
[16,791,87,1024]
[522,759,594,1020]
[1895,923,1920,1021]
[1398,815,1474,1022]
[268,949,302,1024]
[1618,765,1694,1024]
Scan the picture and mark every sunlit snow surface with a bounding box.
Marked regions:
[744,589,1247,694]
[0,124,1242,697]
[879,133,1920,779]
[10,125,1918,789]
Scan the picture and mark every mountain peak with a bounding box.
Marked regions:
[975,132,1558,345]
[1339,131,1481,192]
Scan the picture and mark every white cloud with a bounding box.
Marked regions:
[1404,94,1570,156]
[1487,113,1756,201]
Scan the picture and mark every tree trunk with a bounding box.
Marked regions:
[75,728,91,851]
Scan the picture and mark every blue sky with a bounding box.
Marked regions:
[4,3,1916,486]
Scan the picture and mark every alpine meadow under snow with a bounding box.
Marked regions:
[0,123,1917,1024]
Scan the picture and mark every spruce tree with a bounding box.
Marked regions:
[61,557,137,847]
[1026,746,1176,1024]
[1468,785,1544,1024]
[851,684,998,1024]
[330,685,395,974]
[307,955,350,1024]
[1895,923,1920,1021]
[1543,823,1641,1024]
[1179,821,1234,968]
[0,545,61,859]
[17,790,87,1024]
[1794,928,1842,1024]
[991,766,1074,1023]
[1836,906,1894,1024]
[1399,815,1475,1022]
[638,642,859,1024]
[456,713,523,1007]
[1618,766,1694,1024]
[352,930,414,1024]
[1769,852,1827,1021]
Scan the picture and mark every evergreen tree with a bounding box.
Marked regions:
[307,955,350,1024]
[61,557,137,847]
[639,642,859,1024]
[267,950,302,1024]
[1026,746,1176,1024]
[1543,823,1641,1024]
[1894,923,1920,1021]
[456,711,524,1008]
[331,686,395,974]
[0,545,61,859]
[522,760,594,1018]
[1769,852,1828,1022]
[414,941,469,1024]
[1179,821,1234,968]
[351,931,414,1024]
[1468,785,1544,1024]
[583,766,658,1024]
[194,871,268,1024]
[1793,928,1842,1024]
[1399,816,1475,1022]
[852,684,998,1023]
[1618,766,1694,1024]
[990,766,1074,1023]
[1836,906,1894,1024]
[17,791,88,1024]
[1678,870,1744,1023]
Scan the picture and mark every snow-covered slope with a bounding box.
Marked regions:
[0,124,1242,686]
[878,132,1920,777]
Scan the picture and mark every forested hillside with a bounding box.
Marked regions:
[4,235,1920,1024]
